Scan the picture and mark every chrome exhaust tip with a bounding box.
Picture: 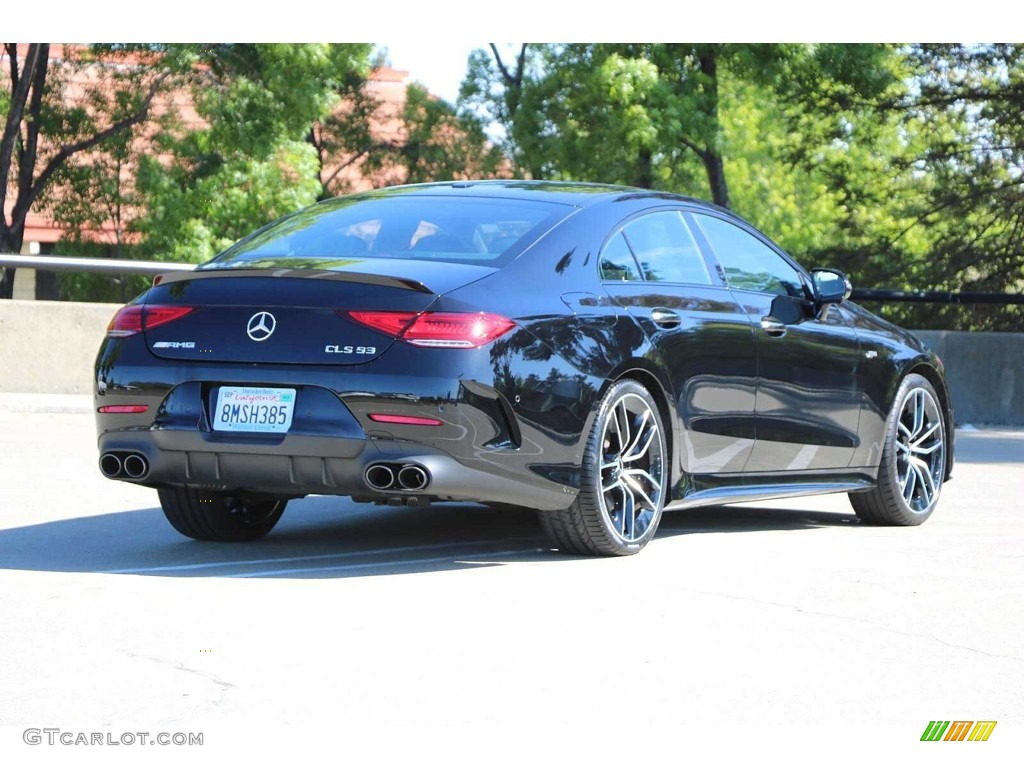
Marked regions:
[123,453,149,479]
[364,464,396,491]
[99,453,122,478]
[397,464,429,491]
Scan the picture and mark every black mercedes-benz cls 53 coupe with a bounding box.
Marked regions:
[94,180,954,556]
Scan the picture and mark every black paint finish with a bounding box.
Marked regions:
[94,180,954,514]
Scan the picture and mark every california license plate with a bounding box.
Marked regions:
[212,387,296,433]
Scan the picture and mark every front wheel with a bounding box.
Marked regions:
[540,379,668,556]
[849,373,946,525]
[158,487,287,541]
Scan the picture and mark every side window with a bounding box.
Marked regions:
[692,214,804,297]
[622,211,711,285]
[599,231,642,281]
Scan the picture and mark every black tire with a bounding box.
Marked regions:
[158,487,287,541]
[540,379,668,556]
[849,373,946,525]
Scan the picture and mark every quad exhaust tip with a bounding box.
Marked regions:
[397,464,429,491]
[364,464,396,491]
[99,453,122,478]
[364,462,431,492]
[99,451,149,480]
[123,454,149,479]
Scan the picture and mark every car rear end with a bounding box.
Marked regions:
[94,190,581,512]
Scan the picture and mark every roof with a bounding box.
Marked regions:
[344,179,718,208]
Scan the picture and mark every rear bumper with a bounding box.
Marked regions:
[97,429,575,510]
[94,330,597,511]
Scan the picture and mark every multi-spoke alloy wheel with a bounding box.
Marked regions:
[850,373,946,525]
[894,387,945,513]
[598,392,665,543]
[540,379,668,555]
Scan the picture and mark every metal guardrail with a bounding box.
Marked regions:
[851,288,1024,305]
[0,254,195,276]
[2,254,1022,305]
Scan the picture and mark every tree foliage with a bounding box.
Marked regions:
[8,42,502,302]
[5,43,1023,330]
[379,84,505,185]
[461,43,1024,330]
[1,43,176,297]
[460,44,895,204]
[131,44,373,263]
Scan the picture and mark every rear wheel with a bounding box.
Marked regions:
[158,487,287,541]
[849,373,946,525]
[540,379,668,556]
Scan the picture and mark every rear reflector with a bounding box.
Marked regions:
[347,311,515,349]
[98,404,149,414]
[368,413,444,426]
[107,305,194,337]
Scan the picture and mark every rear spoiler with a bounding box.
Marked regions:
[154,267,433,294]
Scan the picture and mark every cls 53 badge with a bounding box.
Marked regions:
[325,345,376,354]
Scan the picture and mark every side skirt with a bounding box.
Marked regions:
[666,473,875,511]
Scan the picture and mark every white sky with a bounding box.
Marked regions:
[375,43,483,105]
[9,1,1009,57]
[6,2,1018,123]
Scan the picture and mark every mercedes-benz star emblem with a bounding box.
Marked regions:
[246,311,277,342]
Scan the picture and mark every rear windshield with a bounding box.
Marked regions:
[200,194,571,270]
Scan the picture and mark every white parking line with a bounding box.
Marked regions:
[232,548,546,578]
[101,537,540,575]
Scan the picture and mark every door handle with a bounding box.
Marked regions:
[760,316,787,337]
[651,308,681,329]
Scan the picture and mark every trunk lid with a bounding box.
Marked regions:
[143,260,496,365]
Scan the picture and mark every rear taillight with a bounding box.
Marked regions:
[347,311,516,349]
[347,311,418,338]
[107,305,194,338]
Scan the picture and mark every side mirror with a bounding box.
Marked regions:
[811,268,852,304]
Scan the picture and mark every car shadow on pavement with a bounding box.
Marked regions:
[0,496,860,579]
[658,505,860,535]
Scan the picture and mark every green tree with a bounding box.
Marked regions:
[26,43,501,302]
[132,44,374,263]
[50,120,150,303]
[888,44,1024,329]
[780,44,1024,330]
[0,43,176,298]
[460,44,895,207]
[307,53,381,198]
[376,83,505,185]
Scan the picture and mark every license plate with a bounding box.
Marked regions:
[212,387,296,433]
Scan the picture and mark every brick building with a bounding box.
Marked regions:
[2,45,422,299]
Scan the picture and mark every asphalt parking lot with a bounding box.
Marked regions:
[1,402,1021,756]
